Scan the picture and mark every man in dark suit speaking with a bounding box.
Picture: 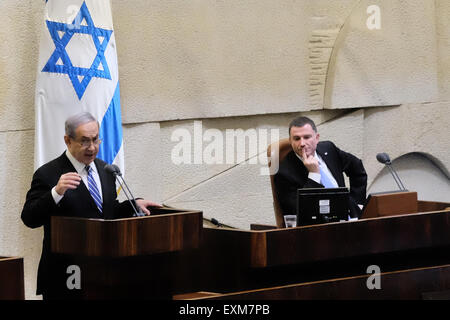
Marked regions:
[274,116,367,220]
[21,112,160,299]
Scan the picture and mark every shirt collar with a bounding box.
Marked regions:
[65,150,95,174]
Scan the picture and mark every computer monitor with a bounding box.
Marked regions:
[296,187,350,226]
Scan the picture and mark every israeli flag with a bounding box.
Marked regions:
[35,0,124,172]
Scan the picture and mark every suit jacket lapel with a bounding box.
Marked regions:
[287,151,309,184]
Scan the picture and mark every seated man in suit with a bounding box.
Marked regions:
[274,116,367,220]
[21,112,161,299]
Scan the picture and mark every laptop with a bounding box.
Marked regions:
[296,187,350,226]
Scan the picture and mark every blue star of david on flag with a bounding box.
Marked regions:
[42,2,113,100]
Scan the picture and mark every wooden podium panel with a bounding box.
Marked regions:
[362,191,418,218]
[49,208,202,299]
[418,200,450,212]
[52,208,202,257]
[0,257,24,300]
[190,264,450,300]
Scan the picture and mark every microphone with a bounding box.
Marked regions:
[376,153,406,191]
[376,152,391,165]
[210,218,222,227]
[202,217,223,227]
[104,164,144,217]
[104,164,120,176]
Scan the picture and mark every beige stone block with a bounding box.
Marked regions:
[0,129,42,300]
[317,109,364,159]
[325,0,440,109]
[161,117,280,202]
[363,103,450,187]
[160,110,345,201]
[166,158,276,229]
[436,0,450,99]
[112,0,320,123]
[122,122,162,203]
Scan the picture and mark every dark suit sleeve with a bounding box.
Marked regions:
[274,155,322,216]
[114,200,135,218]
[274,173,296,215]
[21,170,59,229]
[334,144,367,217]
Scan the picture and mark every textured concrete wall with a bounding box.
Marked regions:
[325,0,440,108]
[436,0,450,99]
[0,0,449,299]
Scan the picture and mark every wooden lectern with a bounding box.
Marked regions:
[362,191,419,218]
[362,191,450,218]
[51,207,202,299]
[0,257,24,300]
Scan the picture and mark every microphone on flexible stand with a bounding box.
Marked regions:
[210,218,222,227]
[104,164,145,217]
[376,153,407,191]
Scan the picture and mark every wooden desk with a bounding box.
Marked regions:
[173,206,450,298]
[186,264,450,300]
[48,200,450,299]
[0,257,24,300]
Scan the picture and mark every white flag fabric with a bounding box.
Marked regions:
[35,0,124,172]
